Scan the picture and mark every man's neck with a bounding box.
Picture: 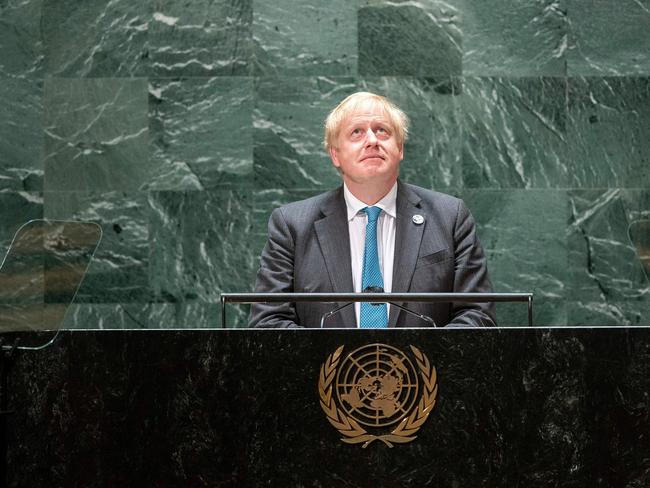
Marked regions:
[344,178,397,205]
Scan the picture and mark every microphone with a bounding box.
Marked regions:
[362,285,385,305]
[319,288,438,328]
[363,286,437,328]
[320,302,353,328]
[319,286,386,328]
[319,286,385,328]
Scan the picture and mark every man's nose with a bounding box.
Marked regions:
[365,128,378,145]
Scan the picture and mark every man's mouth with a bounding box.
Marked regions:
[361,153,384,161]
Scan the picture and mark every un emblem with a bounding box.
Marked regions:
[318,343,437,448]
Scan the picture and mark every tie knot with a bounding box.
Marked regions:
[363,206,382,222]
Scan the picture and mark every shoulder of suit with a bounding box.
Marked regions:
[400,182,463,207]
[274,187,341,218]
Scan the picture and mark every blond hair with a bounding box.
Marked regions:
[323,92,409,151]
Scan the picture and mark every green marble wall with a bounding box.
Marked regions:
[1,0,648,327]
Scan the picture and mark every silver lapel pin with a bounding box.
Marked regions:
[412,214,424,225]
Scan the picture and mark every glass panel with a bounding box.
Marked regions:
[0,220,102,348]
[629,219,650,282]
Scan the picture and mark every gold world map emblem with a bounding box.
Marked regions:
[318,343,438,448]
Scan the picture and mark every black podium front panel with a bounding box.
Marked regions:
[7,328,650,487]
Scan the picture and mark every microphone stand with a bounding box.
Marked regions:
[385,301,437,327]
[319,287,438,328]
[320,302,353,328]
[364,285,438,327]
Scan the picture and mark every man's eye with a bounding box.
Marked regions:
[376,127,388,134]
[351,128,362,135]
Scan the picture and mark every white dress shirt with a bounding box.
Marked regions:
[343,182,397,327]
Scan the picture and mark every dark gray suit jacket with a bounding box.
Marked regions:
[249,181,496,328]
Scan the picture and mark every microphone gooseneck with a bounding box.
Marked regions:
[364,286,438,327]
[319,287,438,328]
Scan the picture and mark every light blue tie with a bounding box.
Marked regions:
[360,206,388,328]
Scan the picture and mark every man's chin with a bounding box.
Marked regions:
[344,170,398,186]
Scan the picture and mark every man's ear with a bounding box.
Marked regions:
[329,147,340,168]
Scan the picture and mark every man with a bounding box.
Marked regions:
[249,92,496,328]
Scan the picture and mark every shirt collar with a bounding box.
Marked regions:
[343,182,398,221]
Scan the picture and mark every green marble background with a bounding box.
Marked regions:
[1,0,648,328]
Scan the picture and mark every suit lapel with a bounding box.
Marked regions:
[314,187,356,327]
[389,182,425,327]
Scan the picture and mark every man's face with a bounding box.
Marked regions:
[329,101,403,189]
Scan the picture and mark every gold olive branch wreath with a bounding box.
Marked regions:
[318,345,437,448]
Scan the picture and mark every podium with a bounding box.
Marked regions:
[6,327,650,487]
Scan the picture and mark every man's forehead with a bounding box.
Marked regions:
[341,103,391,126]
